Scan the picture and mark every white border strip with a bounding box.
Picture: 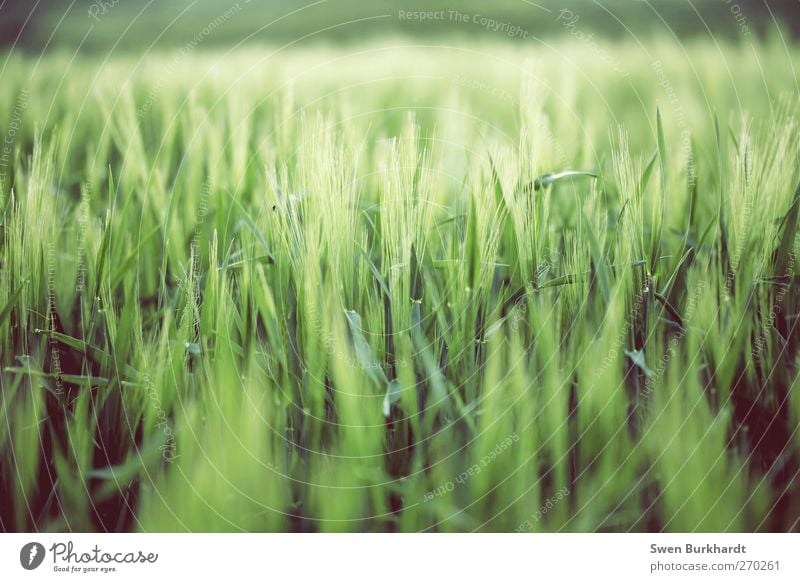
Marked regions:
[1,533,798,581]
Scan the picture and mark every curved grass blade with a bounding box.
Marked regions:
[531,170,599,191]
[0,279,27,328]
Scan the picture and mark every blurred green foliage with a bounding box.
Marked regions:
[1,0,798,53]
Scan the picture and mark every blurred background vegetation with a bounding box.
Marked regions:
[1,0,798,53]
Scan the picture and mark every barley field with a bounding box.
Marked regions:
[1,6,800,533]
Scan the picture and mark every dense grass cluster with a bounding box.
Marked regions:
[1,38,799,532]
